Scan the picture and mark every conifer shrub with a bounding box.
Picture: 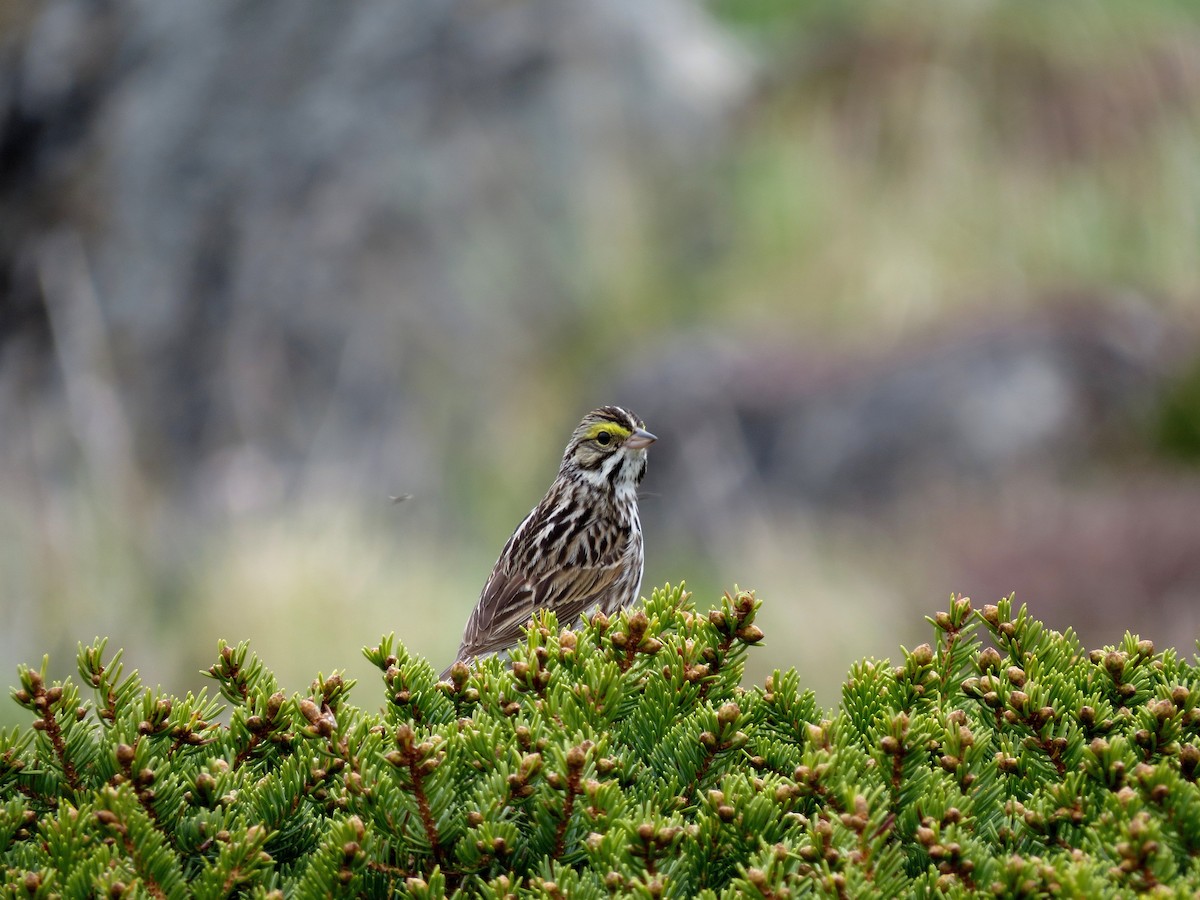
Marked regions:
[2,586,1199,897]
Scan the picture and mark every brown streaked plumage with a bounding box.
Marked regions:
[442,406,655,678]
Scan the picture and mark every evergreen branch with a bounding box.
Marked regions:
[95,806,169,900]
[410,768,441,865]
[5,588,1200,895]
[114,742,161,827]
[698,590,763,704]
[683,702,746,808]
[551,744,588,859]
[609,610,661,674]
[1001,692,1068,776]
[231,728,265,771]
[684,739,721,810]
[386,724,445,869]
[930,595,975,704]
[12,778,52,808]
[20,672,83,796]
[880,720,909,804]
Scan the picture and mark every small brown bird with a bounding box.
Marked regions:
[442,406,656,678]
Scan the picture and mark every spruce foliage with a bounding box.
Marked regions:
[3,587,1200,897]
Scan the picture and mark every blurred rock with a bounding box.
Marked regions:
[624,299,1189,546]
[0,0,750,515]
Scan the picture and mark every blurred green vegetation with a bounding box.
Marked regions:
[692,1,1200,338]
[1157,355,1200,464]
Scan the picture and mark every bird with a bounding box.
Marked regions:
[441,406,656,679]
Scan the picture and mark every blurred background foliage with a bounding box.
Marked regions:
[2,0,1199,716]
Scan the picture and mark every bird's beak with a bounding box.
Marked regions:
[625,428,657,450]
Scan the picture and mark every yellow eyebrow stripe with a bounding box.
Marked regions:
[585,421,631,441]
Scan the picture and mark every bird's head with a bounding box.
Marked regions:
[561,405,656,492]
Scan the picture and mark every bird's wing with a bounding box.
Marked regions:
[456,570,538,660]
[455,531,631,662]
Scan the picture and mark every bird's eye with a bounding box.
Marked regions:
[596,430,612,446]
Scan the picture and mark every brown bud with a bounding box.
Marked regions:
[977,647,1002,672]
[1104,651,1127,677]
[996,754,1019,774]
[1152,699,1175,722]
[1179,744,1199,781]
[717,703,740,727]
[298,699,322,725]
[910,644,934,666]
[736,625,764,644]
[734,591,755,616]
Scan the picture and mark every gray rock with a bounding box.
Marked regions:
[0,0,750,516]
